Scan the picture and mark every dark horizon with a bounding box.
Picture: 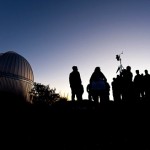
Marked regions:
[1,95,150,149]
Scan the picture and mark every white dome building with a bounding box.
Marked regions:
[0,51,34,102]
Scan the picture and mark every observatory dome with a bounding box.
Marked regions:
[0,51,34,102]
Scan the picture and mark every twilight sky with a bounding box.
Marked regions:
[1,0,150,100]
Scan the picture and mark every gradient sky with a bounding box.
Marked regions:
[1,0,150,100]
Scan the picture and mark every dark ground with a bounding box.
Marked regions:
[1,99,150,149]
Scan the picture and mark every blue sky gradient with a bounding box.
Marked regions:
[1,0,150,100]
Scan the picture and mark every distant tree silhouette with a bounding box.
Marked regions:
[29,82,67,105]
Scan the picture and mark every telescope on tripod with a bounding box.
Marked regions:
[116,51,124,74]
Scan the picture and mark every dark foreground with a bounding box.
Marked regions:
[1,99,150,149]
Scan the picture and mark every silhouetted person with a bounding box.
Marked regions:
[143,69,150,101]
[111,75,122,103]
[133,70,143,101]
[105,81,110,102]
[121,66,134,103]
[86,83,92,101]
[69,66,83,101]
[140,73,145,99]
[89,67,108,104]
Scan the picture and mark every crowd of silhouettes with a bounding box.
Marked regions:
[112,66,150,104]
[69,65,150,104]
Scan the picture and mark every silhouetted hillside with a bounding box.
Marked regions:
[1,99,150,149]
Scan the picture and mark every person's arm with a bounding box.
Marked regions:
[69,73,72,87]
[78,72,82,84]
[89,73,94,83]
[101,72,107,81]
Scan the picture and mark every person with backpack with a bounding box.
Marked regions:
[89,67,108,104]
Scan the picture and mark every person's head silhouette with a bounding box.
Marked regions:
[126,66,131,71]
[135,70,139,75]
[72,66,78,71]
[94,67,101,72]
[145,69,148,74]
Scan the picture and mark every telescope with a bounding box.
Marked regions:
[116,52,124,74]
[116,55,120,61]
[116,51,123,61]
